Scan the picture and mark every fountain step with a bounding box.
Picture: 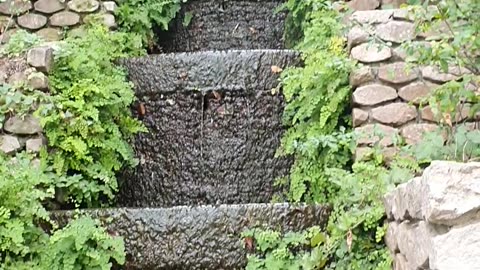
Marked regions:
[156,0,287,53]
[117,50,301,208]
[53,203,329,270]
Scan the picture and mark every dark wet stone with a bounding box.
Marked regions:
[52,203,330,269]
[155,0,286,52]
[117,50,300,207]
[119,50,301,94]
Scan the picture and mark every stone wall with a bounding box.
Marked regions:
[0,46,54,157]
[0,0,117,43]
[383,161,480,270]
[347,8,476,159]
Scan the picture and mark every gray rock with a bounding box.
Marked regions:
[430,221,480,270]
[351,43,392,63]
[347,0,380,11]
[4,115,42,135]
[102,1,117,12]
[385,222,399,253]
[353,84,398,106]
[35,28,62,42]
[0,135,21,154]
[27,46,54,73]
[67,0,99,13]
[49,11,80,27]
[350,10,394,24]
[394,254,409,270]
[375,21,415,43]
[0,0,32,15]
[396,221,432,269]
[99,13,116,29]
[421,161,480,226]
[355,123,399,147]
[26,137,45,153]
[371,102,417,126]
[27,71,49,90]
[17,13,47,30]
[349,65,374,87]
[52,204,331,269]
[34,0,65,14]
[377,62,418,84]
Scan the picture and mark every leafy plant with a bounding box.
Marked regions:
[0,153,124,270]
[36,24,146,207]
[116,0,186,48]
[0,30,44,57]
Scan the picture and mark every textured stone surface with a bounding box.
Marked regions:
[4,115,42,135]
[394,253,409,270]
[34,0,64,14]
[351,43,392,63]
[382,0,407,8]
[430,221,480,270]
[355,124,399,147]
[99,13,116,29]
[352,108,368,127]
[102,1,117,12]
[7,71,26,85]
[371,103,417,126]
[347,0,380,11]
[156,0,286,52]
[378,62,418,84]
[421,161,480,226]
[0,135,21,154]
[401,123,438,145]
[17,13,47,30]
[391,177,424,220]
[0,0,32,15]
[421,66,457,83]
[349,65,374,87]
[49,11,80,26]
[353,84,397,106]
[347,26,369,49]
[396,221,431,269]
[385,222,399,253]
[67,0,99,13]
[375,21,415,43]
[53,204,331,269]
[27,71,49,90]
[117,50,299,207]
[27,46,54,73]
[350,10,394,24]
[120,50,300,94]
[398,81,438,104]
[26,137,45,153]
[36,27,62,41]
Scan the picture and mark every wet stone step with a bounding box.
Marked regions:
[117,50,300,208]
[156,0,286,52]
[52,203,330,270]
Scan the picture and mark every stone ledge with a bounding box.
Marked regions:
[52,203,330,270]
[120,50,301,94]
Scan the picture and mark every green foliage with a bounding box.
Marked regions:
[116,0,186,47]
[0,83,49,129]
[242,227,328,270]
[0,153,124,270]
[36,24,146,207]
[0,30,43,57]
[40,216,125,270]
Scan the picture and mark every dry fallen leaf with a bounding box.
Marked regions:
[212,91,222,101]
[249,27,257,34]
[443,113,452,127]
[271,65,283,74]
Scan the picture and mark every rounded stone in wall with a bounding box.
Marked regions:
[36,27,62,41]
[67,0,100,13]
[50,11,80,26]
[351,43,392,63]
[34,0,65,14]
[17,13,48,30]
[0,0,32,16]
[0,28,18,43]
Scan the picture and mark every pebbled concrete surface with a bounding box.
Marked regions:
[117,50,300,207]
[119,50,300,94]
[53,203,330,270]
[156,0,286,52]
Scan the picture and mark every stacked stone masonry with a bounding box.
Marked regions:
[384,161,480,270]
[0,46,54,157]
[348,8,477,159]
[0,0,117,43]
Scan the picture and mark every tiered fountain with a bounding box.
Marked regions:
[60,1,329,269]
